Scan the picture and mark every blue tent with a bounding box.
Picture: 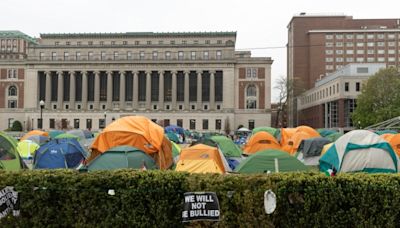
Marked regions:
[164,125,184,135]
[33,138,87,169]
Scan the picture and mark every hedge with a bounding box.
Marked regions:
[0,170,400,227]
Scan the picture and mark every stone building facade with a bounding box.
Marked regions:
[0,31,273,131]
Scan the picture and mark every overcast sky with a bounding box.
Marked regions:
[2,0,399,101]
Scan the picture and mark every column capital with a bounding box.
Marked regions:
[81,71,88,76]
[196,70,203,75]
[93,71,100,75]
[145,71,151,75]
[69,71,75,75]
[57,71,63,75]
[184,71,190,75]
[132,71,138,75]
[44,71,51,75]
[210,70,216,74]
[171,71,177,75]
[158,70,164,75]
[119,71,126,76]
[106,71,112,75]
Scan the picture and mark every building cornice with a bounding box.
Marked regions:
[40,32,237,39]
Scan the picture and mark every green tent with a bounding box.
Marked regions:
[210,136,242,158]
[317,129,338,137]
[0,132,25,171]
[166,132,180,143]
[86,146,158,171]
[252,127,279,138]
[235,149,309,174]
[325,132,343,142]
[49,130,64,139]
[171,141,181,158]
[55,133,80,140]
[17,140,40,159]
[375,130,398,135]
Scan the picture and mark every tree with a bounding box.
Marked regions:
[274,75,293,127]
[352,68,400,128]
[11,120,23,131]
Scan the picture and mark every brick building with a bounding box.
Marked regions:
[287,13,400,127]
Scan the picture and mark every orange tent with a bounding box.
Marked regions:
[281,131,315,155]
[380,133,400,156]
[20,130,49,141]
[175,144,229,174]
[242,131,280,155]
[295,125,320,138]
[90,116,173,169]
[280,128,297,146]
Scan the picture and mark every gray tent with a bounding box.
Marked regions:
[295,137,331,166]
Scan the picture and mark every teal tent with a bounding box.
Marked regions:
[49,130,64,139]
[317,129,338,137]
[210,136,242,158]
[325,132,344,142]
[166,132,180,143]
[86,146,158,171]
[235,149,309,174]
[375,130,398,135]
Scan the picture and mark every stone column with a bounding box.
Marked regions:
[184,71,189,110]
[171,71,177,110]
[196,71,202,110]
[82,71,88,110]
[158,71,164,110]
[146,71,151,110]
[45,71,51,109]
[210,71,215,110]
[133,71,139,109]
[94,71,100,110]
[106,71,112,110]
[119,71,126,110]
[69,71,76,110]
[57,71,63,110]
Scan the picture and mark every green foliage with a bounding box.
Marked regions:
[352,68,400,128]
[10,121,23,131]
[0,170,400,227]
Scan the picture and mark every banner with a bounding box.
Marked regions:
[0,186,20,219]
[182,192,220,222]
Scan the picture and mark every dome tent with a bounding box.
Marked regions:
[242,131,280,155]
[90,116,173,169]
[0,132,26,171]
[320,130,399,173]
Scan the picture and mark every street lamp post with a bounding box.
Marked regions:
[104,111,107,127]
[39,100,45,129]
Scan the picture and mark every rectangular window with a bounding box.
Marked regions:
[140,51,145,60]
[388,49,395,54]
[335,50,343,55]
[191,51,196,60]
[88,41,93,45]
[346,50,354,54]
[356,42,364,47]
[215,119,221,130]
[182,40,187,45]
[325,42,333,47]
[336,57,343,62]
[170,40,175,45]
[356,50,364,54]
[356,34,364,39]
[111,41,116,45]
[177,119,183,127]
[335,34,343,39]
[202,119,209,130]
[345,82,349,92]
[356,57,364,62]
[7,100,17,108]
[377,34,385,39]
[216,50,222,60]
[74,119,80,129]
[189,119,196,130]
[325,58,333,62]
[367,57,374,62]
[217,40,222,44]
[88,52,93,60]
[135,41,140,45]
[377,42,385,47]
[388,57,396,62]
[39,52,44,60]
[127,51,132,60]
[101,51,106,60]
[377,49,385,54]
[64,52,69,60]
[345,42,353,47]
[367,34,374,39]
[248,120,255,130]
[355,82,360,92]
[165,51,171,60]
[114,51,119,60]
[367,50,374,55]
[49,119,55,129]
[152,51,158,60]
[123,41,128,45]
[346,57,353,62]
[86,119,92,129]
[367,42,374,47]
[357,67,369,73]
[377,57,385,62]
[325,50,333,55]
[99,119,106,129]
[147,41,151,45]
[178,51,184,60]
[336,42,343,47]
[76,52,81,60]
[52,52,57,61]
[100,41,104,46]
[77,41,81,46]
[326,65,334,70]
[388,42,395,47]
[55,41,59,46]
[203,51,209,60]
[345,34,353,39]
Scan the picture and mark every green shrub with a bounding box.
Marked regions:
[11,121,23,131]
[0,170,399,227]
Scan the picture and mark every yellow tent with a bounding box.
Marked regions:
[321,142,333,155]
[90,116,173,169]
[17,140,40,158]
[175,144,230,174]
[242,131,280,155]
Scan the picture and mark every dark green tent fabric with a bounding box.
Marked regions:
[49,130,64,139]
[87,146,157,171]
[375,130,398,135]
[317,129,338,137]
[325,132,344,142]
[0,132,25,171]
[191,138,218,147]
[235,149,309,174]
[252,127,278,138]
[210,136,242,157]
[166,132,180,143]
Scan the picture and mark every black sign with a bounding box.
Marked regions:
[0,187,20,219]
[182,192,220,222]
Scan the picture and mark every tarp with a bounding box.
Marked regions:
[325,132,344,142]
[175,144,231,174]
[295,137,331,166]
[0,132,25,171]
[86,146,157,171]
[210,136,242,158]
[90,116,173,169]
[235,149,309,174]
[252,127,279,138]
[25,135,49,145]
[17,140,40,159]
[242,131,280,155]
[20,130,49,141]
[34,138,87,169]
[320,130,399,173]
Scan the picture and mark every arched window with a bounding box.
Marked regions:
[246,85,257,109]
[8,86,17,96]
